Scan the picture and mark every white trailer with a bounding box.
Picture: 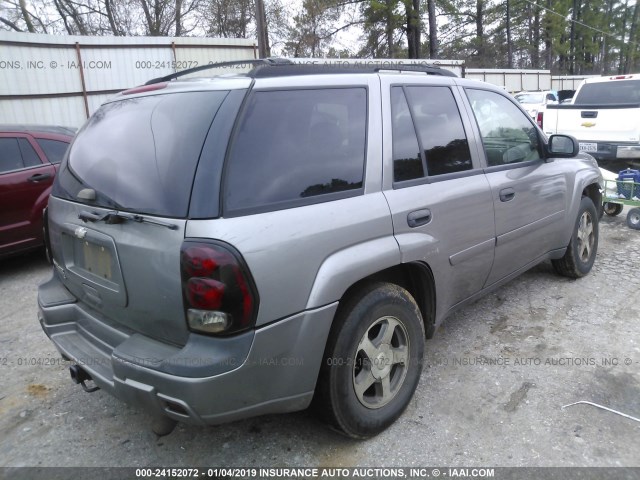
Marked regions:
[551,75,600,91]
[465,68,552,92]
[0,32,256,127]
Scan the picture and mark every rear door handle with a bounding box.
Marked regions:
[28,173,52,183]
[499,188,516,202]
[407,209,432,228]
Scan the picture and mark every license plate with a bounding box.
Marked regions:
[579,142,598,152]
[82,241,112,280]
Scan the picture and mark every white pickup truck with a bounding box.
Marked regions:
[544,74,640,171]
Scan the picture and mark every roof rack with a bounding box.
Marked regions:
[145,57,457,85]
[249,62,457,78]
[144,58,294,85]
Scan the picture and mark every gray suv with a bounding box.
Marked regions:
[38,59,602,439]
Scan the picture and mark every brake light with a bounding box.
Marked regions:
[536,111,544,129]
[609,75,632,80]
[181,241,257,335]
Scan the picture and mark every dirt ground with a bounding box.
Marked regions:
[0,208,638,469]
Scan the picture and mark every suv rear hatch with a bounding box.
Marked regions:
[49,87,235,346]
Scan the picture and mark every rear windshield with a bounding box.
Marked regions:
[53,91,229,218]
[574,79,640,105]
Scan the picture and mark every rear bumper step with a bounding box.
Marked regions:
[38,274,336,425]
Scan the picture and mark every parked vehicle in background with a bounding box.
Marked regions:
[38,59,602,440]
[558,89,576,104]
[514,90,559,127]
[544,74,640,172]
[0,125,74,259]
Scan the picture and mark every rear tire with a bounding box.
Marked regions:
[627,208,640,230]
[317,282,425,439]
[552,196,598,278]
[603,202,623,217]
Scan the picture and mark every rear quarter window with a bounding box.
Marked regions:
[224,87,367,214]
[36,139,70,164]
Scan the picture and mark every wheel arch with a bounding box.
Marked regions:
[562,175,602,246]
[334,262,437,339]
[582,181,602,217]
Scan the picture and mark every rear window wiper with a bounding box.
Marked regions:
[78,210,178,230]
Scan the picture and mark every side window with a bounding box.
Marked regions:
[391,87,423,182]
[390,85,473,183]
[0,138,24,173]
[225,88,367,212]
[36,139,69,164]
[466,89,542,167]
[18,138,42,167]
[405,86,473,176]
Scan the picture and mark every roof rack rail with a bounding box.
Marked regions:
[145,58,457,85]
[248,62,457,78]
[144,57,293,85]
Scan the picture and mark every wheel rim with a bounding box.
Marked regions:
[631,212,640,225]
[352,316,409,409]
[576,211,595,263]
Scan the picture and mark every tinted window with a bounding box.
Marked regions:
[37,139,69,164]
[466,89,542,167]
[405,86,472,176]
[391,87,423,182]
[575,80,640,105]
[0,138,23,173]
[18,138,41,167]
[225,88,367,212]
[54,91,229,217]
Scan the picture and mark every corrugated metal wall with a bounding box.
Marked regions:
[466,69,553,92]
[0,32,256,127]
[551,75,599,91]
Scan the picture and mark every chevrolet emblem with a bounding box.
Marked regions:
[581,122,596,128]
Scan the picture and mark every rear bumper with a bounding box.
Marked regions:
[38,273,337,425]
[578,141,640,162]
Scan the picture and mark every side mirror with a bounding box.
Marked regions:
[547,134,579,159]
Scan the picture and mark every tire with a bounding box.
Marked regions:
[603,202,623,217]
[317,282,425,439]
[552,196,599,278]
[627,207,640,230]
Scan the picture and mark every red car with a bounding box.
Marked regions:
[0,125,75,259]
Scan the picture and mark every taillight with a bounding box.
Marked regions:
[536,111,544,129]
[180,241,258,335]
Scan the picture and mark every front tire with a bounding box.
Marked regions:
[317,282,425,439]
[552,196,598,278]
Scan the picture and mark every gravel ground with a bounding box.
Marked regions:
[0,208,638,469]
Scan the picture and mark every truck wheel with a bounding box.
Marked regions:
[627,208,640,230]
[552,196,599,278]
[603,202,623,217]
[317,282,425,439]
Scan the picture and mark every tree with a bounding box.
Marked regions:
[284,0,341,57]
[426,0,437,57]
